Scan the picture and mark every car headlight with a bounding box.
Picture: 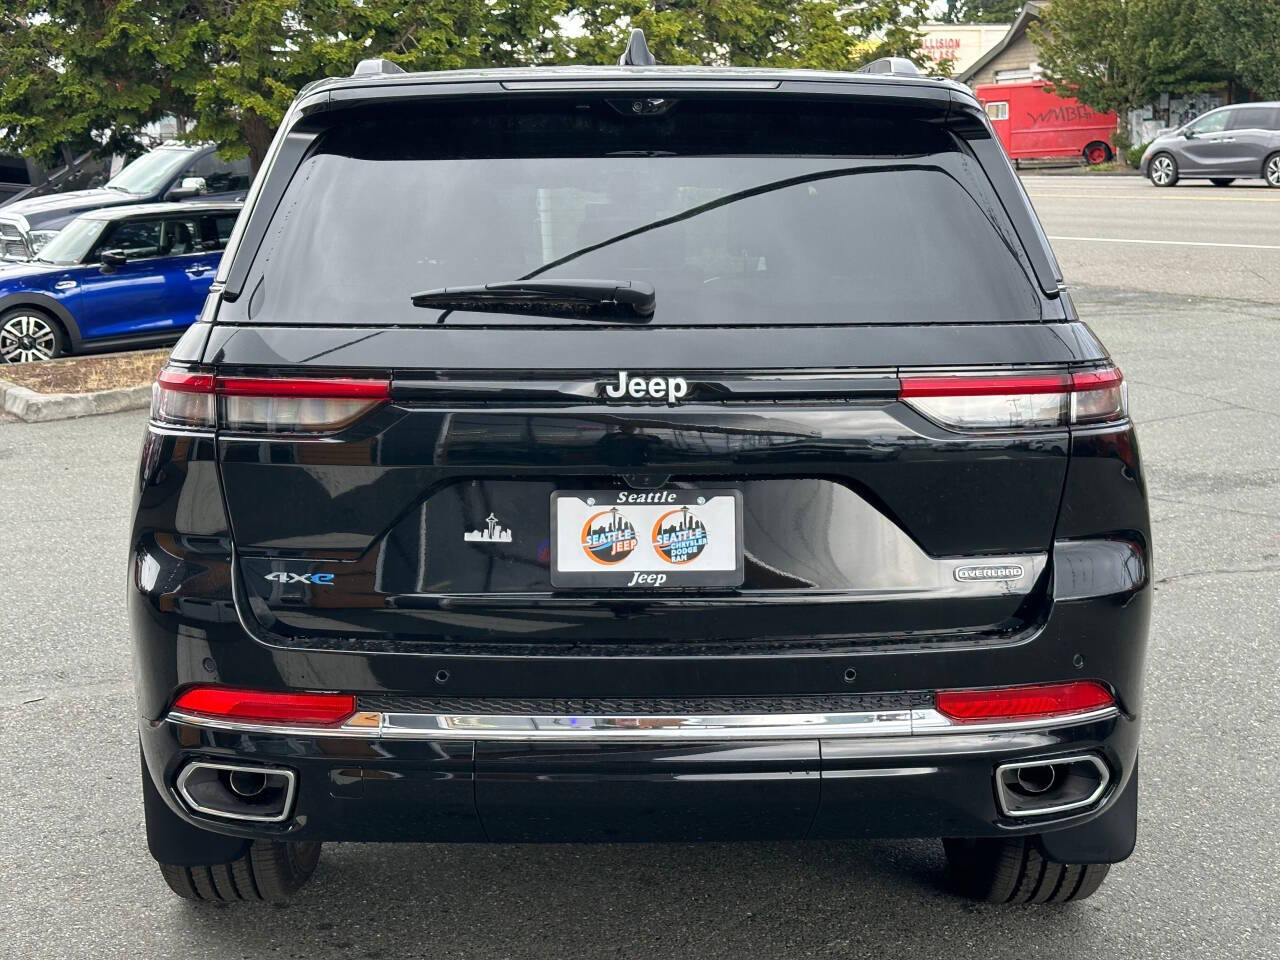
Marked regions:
[27,229,60,253]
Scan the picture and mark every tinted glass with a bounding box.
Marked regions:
[198,213,239,251]
[1226,106,1279,131]
[98,217,199,260]
[231,100,1042,326]
[187,152,251,193]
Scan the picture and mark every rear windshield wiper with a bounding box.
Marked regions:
[411,279,655,324]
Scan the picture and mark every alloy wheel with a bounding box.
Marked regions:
[0,312,59,363]
[1266,155,1280,187]
[1150,155,1175,186]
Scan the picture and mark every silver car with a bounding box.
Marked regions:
[1140,102,1280,187]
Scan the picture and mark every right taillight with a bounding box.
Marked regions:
[900,365,1126,430]
[150,367,390,433]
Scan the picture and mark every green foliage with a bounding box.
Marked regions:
[939,1,1022,24]
[1127,140,1152,169]
[0,1,931,171]
[1199,0,1280,99]
[570,1,931,71]
[1032,0,1230,116]
[0,1,195,163]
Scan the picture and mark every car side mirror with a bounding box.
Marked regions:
[100,250,127,272]
[1183,130,1196,139]
[167,176,206,200]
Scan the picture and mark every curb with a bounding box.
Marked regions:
[0,378,151,423]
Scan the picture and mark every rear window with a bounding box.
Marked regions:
[229,99,1042,326]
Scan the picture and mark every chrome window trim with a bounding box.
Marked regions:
[174,760,298,824]
[166,705,1118,743]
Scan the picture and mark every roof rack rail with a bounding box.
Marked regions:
[618,28,657,67]
[353,58,406,78]
[855,57,922,77]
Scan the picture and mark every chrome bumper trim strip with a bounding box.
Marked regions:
[166,705,1118,742]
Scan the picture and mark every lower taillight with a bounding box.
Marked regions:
[172,686,357,727]
[900,365,1126,430]
[150,368,390,432]
[935,681,1115,724]
[151,370,216,428]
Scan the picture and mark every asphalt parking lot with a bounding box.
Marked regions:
[1,175,1277,958]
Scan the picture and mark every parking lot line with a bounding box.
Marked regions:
[1047,235,1280,251]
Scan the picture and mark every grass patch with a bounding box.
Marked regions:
[1,348,168,394]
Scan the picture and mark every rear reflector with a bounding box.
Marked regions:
[150,368,390,432]
[172,686,357,727]
[900,365,1126,430]
[935,681,1115,724]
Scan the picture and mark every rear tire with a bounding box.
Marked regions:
[1264,152,1280,188]
[1148,153,1178,187]
[1210,178,1235,187]
[157,839,322,903]
[942,836,1111,904]
[0,306,67,363]
[1083,141,1111,165]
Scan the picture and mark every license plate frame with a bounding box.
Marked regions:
[550,489,744,589]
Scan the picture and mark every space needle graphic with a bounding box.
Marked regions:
[465,512,513,543]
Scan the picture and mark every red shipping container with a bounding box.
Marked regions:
[975,81,1118,164]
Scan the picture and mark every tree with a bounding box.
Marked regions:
[1031,0,1229,117]
[1,0,932,173]
[186,0,571,169]
[939,1,1022,24]
[0,1,196,164]
[568,1,932,72]
[0,0,569,171]
[1199,0,1280,99]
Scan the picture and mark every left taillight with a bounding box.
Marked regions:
[899,365,1126,431]
[151,369,216,428]
[150,367,390,432]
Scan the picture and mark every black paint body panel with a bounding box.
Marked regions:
[131,70,1151,865]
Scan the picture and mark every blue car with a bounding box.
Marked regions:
[0,201,240,363]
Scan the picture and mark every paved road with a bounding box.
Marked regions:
[2,177,1279,957]
[1022,174,1280,302]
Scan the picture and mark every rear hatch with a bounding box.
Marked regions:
[206,92,1085,654]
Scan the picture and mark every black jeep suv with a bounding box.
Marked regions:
[131,44,1150,906]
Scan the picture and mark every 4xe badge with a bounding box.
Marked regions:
[601,370,688,405]
[264,572,334,585]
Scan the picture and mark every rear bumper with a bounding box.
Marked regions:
[141,702,1138,848]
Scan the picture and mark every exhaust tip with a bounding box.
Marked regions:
[227,769,268,798]
[995,754,1110,818]
[176,762,297,823]
[1014,764,1058,795]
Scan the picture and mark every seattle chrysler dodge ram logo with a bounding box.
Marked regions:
[954,564,1024,583]
[601,371,689,404]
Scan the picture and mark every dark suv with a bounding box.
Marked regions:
[131,41,1150,907]
[0,143,250,261]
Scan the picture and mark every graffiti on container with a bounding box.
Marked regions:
[1026,104,1101,126]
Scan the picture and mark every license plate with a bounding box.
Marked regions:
[551,489,743,589]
